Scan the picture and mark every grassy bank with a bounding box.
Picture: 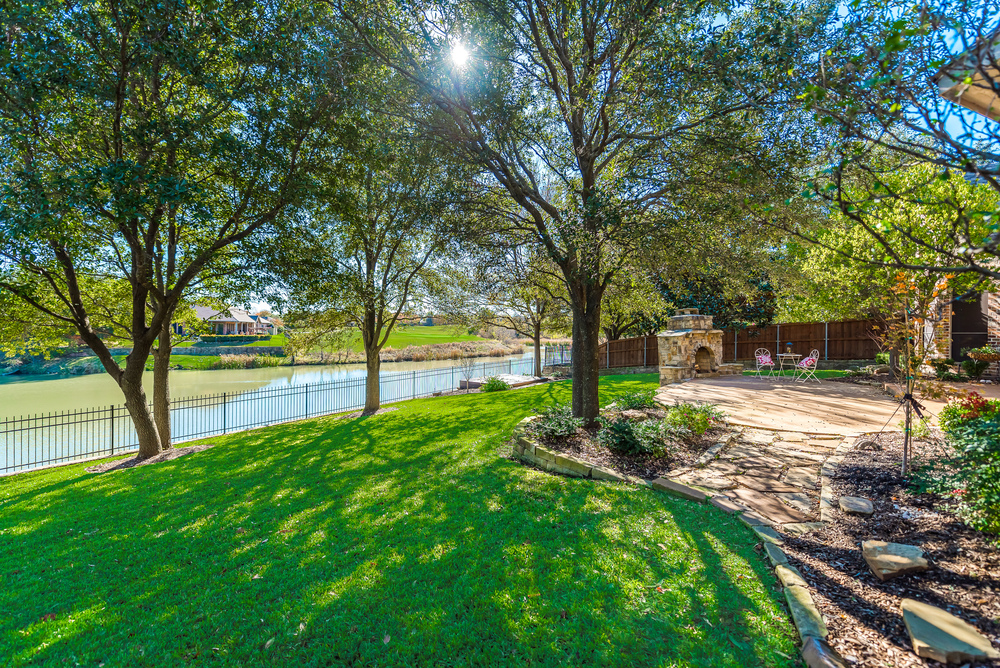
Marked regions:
[350,324,483,351]
[0,375,798,667]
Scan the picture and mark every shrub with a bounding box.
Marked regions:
[199,335,270,344]
[612,388,657,410]
[661,403,725,440]
[875,351,891,365]
[213,354,284,369]
[481,376,510,392]
[596,416,665,455]
[929,413,1000,536]
[938,392,1000,432]
[529,403,584,439]
[930,358,956,379]
[961,358,990,380]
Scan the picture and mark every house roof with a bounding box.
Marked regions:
[192,306,255,323]
[937,31,1000,121]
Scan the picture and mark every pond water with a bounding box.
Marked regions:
[0,350,562,473]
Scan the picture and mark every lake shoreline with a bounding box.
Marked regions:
[2,339,533,379]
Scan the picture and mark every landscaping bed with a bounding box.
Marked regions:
[780,432,1000,667]
[523,398,732,480]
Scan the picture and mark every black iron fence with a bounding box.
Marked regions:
[2,351,572,475]
[543,344,572,367]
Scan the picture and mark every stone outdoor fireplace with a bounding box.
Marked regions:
[658,308,743,385]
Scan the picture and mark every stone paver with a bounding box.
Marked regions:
[731,488,810,524]
[651,478,707,502]
[777,492,815,515]
[775,563,809,588]
[751,524,784,545]
[785,584,828,640]
[785,466,820,490]
[735,473,800,493]
[710,495,745,513]
[736,455,788,469]
[764,542,788,566]
[862,540,929,581]
[673,470,736,490]
[738,510,774,527]
[742,429,778,444]
[700,460,742,476]
[900,598,1000,663]
[801,637,850,668]
[839,496,874,516]
[783,522,826,536]
[721,442,773,459]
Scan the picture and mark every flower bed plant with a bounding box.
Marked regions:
[922,392,1000,537]
[525,395,728,479]
[481,376,511,392]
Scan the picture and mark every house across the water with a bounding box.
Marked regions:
[174,306,277,337]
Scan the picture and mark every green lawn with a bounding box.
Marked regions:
[0,375,798,667]
[174,334,288,349]
[353,324,485,351]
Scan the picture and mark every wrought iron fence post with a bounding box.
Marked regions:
[222,392,227,434]
[411,370,416,398]
[305,383,309,418]
[110,405,114,456]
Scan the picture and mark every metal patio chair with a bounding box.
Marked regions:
[754,348,776,378]
[794,349,821,382]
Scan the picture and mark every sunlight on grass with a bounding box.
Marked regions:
[0,374,799,667]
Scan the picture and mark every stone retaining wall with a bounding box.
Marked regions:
[511,416,625,482]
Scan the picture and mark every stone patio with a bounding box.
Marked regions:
[665,427,850,527]
[656,376,903,435]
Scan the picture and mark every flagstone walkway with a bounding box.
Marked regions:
[666,427,856,528]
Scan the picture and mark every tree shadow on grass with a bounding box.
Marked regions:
[1,375,800,667]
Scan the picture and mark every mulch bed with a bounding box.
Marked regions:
[528,408,730,480]
[85,443,216,474]
[780,432,1000,667]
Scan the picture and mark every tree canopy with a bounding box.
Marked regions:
[0,0,348,456]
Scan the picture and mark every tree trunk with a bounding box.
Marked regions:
[889,346,901,383]
[533,321,542,377]
[363,350,381,415]
[152,321,172,450]
[570,295,602,427]
[120,359,162,459]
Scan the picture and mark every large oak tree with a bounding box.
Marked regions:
[0,0,347,457]
[336,0,825,423]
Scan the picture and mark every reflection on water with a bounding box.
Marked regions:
[0,352,535,420]
[2,351,551,474]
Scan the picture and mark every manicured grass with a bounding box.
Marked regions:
[175,334,288,349]
[244,334,288,347]
[742,369,849,379]
[0,375,798,667]
[352,324,485,351]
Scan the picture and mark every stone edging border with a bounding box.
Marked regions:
[509,416,862,667]
[511,416,628,482]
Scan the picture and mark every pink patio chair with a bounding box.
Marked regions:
[754,348,775,378]
[794,349,821,382]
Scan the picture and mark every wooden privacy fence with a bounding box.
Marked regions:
[597,335,659,369]
[597,319,880,369]
[721,319,880,361]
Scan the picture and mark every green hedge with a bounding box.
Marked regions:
[199,335,270,344]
